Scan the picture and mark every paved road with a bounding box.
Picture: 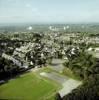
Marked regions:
[40,58,82,97]
[59,79,82,97]
[40,71,82,97]
[40,72,82,97]
[50,59,65,72]
[40,72,68,84]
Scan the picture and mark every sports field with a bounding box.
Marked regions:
[0,71,60,100]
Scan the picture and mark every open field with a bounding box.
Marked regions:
[0,70,60,100]
[62,67,82,81]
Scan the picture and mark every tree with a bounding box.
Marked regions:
[63,75,99,100]
[64,46,96,79]
[55,93,62,100]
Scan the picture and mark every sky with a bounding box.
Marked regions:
[0,0,99,24]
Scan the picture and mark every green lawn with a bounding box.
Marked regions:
[0,71,60,100]
[62,67,82,81]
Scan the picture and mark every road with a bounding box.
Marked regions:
[50,59,65,72]
[40,72,68,84]
[40,59,82,97]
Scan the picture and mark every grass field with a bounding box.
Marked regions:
[62,67,82,81]
[0,70,60,100]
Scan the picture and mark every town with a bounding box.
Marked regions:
[0,24,99,100]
